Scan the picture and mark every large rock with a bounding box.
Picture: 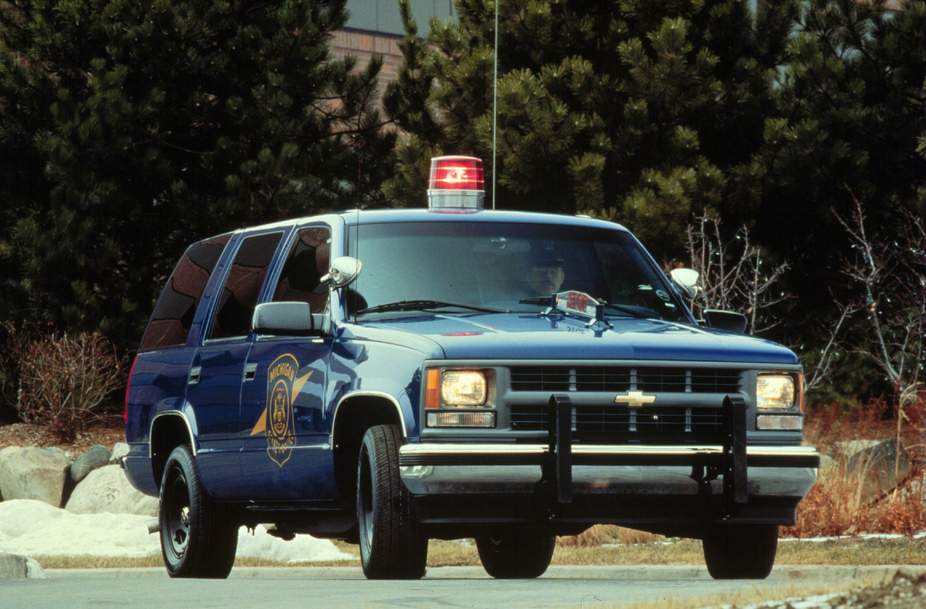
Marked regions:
[0,446,70,507]
[0,553,45,579]
[846,439,912,504]
[65,465,158,516]
[70,445,112,483]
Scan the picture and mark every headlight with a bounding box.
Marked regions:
[756,374,796,410]
[440,370,487,406]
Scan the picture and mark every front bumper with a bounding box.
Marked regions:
[399,443,819,497]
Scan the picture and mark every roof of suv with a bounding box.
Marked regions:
[244,208,631,234]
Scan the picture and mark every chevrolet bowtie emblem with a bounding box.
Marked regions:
[614,391,656,408]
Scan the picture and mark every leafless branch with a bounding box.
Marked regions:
[684,214,790,335]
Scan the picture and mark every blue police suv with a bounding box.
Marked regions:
[123,156,819,581]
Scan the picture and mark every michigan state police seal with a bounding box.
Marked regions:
[266,354,298,466]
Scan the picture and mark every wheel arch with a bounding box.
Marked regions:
[150,411,197,490]
[331,392,406,506]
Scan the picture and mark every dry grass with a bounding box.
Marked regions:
[784,399,926,538]
[36,537,926,570]
[556,525,665,547]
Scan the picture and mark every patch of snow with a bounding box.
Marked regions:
[0,500,354,563]
[237,525,355,563]
[780,533,909,543]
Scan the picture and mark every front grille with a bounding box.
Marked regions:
[510,404,724,442]
[510,366,741,394]
[510,366,570,392]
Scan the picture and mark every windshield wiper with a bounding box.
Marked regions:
[517,296,656,320]
[356,299,503,316]
[600,302,658,320]
[517,296,556,307]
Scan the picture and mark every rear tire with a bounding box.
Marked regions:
[702,524,778,579]
[159,445,238,579]
[476,533,556,579]
[357,425,428,579]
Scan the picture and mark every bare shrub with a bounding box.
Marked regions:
[834,197,926,492]
[684,214,790,335]
[0,322,44,421]
[17,332,125,442]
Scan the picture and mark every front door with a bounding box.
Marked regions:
[238,226,337,501]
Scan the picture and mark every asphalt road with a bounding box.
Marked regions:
[0,565,917,609]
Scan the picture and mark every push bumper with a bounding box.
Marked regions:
[399,395,819,528]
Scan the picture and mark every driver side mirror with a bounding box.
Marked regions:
[252,302,329,337]
[669,268,701,299]
[322,256,362,289]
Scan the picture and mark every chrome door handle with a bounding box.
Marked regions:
[189,366,201,385]
[244,363,258,382]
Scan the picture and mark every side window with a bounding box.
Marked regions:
[209,232,283,340]
[139,234,231,352]
[272,227,331,313]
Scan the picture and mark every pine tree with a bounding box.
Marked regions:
[0,0,393,347]
[383,0,798,260]
[751,0,926,332]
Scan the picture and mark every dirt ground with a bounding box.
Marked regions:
[0,420,125,456]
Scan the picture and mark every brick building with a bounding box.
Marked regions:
[332,0,456,89]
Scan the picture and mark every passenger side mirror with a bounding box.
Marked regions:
[669,268,701,299]
[703,310,748,334]
[252,302,328,337]
[322,257,362,289]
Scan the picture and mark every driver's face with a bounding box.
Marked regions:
[529,264,565,296]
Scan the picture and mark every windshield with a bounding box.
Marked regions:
[347,221,689,322]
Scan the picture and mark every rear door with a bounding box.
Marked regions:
[186,229,286,499]
[238,225,338,501]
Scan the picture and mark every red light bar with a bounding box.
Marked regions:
[427,156,486,210]
[428,156,485,192]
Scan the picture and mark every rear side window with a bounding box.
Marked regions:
[139,234,231,351]
[209,232,283,340]
[272,227,331,313]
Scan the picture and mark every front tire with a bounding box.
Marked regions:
[476,534,556,579]
[357,425,428,579]
[702,524,778,579]
[159,445,238,578]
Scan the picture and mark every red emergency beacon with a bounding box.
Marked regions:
[427,156,485,211]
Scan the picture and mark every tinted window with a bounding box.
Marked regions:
[209,232,283,340]
[139,234,231,351]
[348,222,686,321]
[272,227,331,313]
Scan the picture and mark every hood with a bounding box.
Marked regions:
[359,312,797,364]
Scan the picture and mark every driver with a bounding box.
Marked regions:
[526,250,565,297]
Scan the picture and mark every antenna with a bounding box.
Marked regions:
[492,0,499,210]
[354,142,361,323]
